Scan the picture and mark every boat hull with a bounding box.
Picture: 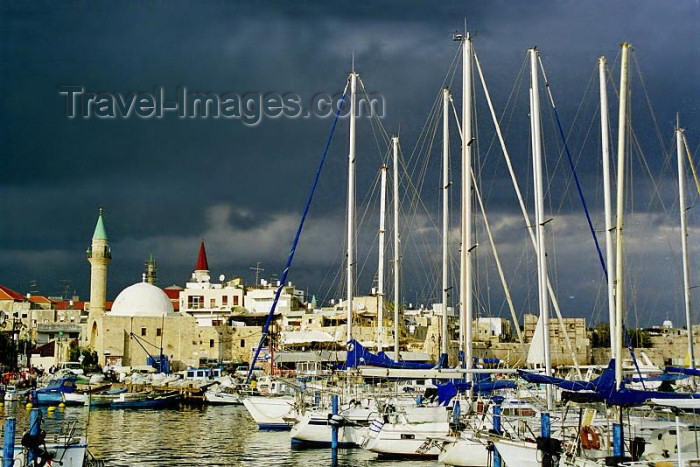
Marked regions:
[290,412,361,448]
[438,434,490,466]
[242,396,296,430]
[204,390,241,405]
[360,420,448,459]
[493,438,540,467]
[12,436,87,467]
[110,392,181,409]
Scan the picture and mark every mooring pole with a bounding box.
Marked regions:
[2,418,16,467]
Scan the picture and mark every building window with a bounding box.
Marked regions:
[233,296,239,306]
[210,298,215,308]
[210,339,215,348]
[141,328,147,336]
[156,328,162,337]
[187,295,204,309]
[240,339,245,348]
[222,296,228,306]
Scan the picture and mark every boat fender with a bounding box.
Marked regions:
[580,426,601,450]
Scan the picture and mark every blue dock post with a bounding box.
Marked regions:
[613,422,623,458]
[27,408,42,464]
[493,404,502,467]
[331,394,339,449]
[3,418,16,467]
[541,412,550,438]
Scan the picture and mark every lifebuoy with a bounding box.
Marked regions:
[580,425,601,450]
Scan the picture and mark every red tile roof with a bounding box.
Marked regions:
[0,285,26,302]
[54,300,87,310]
[162,288,181,300]
[29,296,52,304]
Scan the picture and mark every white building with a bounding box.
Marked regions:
[243,279,305,315]
[178,241,245,326]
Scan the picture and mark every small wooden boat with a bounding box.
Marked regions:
[110,391,181,409]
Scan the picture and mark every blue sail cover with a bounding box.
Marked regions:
[524,359,700,407]
[518,370,598,391]
[345,339,447,370]
[435,379,517,406]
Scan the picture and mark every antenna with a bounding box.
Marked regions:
[352,51,355,73]
[249,262,264,285]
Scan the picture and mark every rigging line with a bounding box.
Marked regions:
[247,83,348,383]
[631,53,670,161]
[683,135,700,197]
[472,168,524,346]
[357,76,391,160]
[537,54,608,279]
[552,64,599,213]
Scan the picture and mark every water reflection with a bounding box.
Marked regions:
[1,403,434,466]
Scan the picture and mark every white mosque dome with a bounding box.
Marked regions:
[109,282,176,317]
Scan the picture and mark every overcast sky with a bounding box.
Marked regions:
[1,1,699,328]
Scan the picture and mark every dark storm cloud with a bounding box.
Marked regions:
[1,0,699,326]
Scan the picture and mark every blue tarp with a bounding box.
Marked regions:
[518,370,598,391]
[345,339,447,370]
[434,378,517,406]
[524,359,700,407]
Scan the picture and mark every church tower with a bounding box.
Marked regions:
[87,208,111,316]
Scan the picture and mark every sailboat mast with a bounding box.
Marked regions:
[529,48,552,410]
[377,164,387,352]
[460,34,474,371]
[614,43,630,389]
[599,56,617,360]
[346,71,357,343]
[393,135,400,358]
[442,87,450,356]
[677,121,696,369]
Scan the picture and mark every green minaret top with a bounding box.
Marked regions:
[92,208,108,240]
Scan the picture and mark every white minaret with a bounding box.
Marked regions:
[87,208,111,317]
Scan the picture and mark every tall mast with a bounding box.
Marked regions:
[377,164,388,352]
[459,33,474,371]
[442,87,451,356]
[677,120,695,369]
[392,135,400,358]
[599,56,617,360]
[529,48,552,410]
[614,43,630,389]
[346,71,357,343]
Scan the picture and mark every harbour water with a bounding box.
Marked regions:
[1,403,432,466]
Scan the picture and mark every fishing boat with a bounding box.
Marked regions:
[5,408,97,467]
[31,374,79,405]
[87,387,128,407]
[110,391,181,409]
[3,385,29,402]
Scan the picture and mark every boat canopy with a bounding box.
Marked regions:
[345,339,447,370]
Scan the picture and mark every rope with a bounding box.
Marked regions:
[246,83,348,383]
[537,56,608,279]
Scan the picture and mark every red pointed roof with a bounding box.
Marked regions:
[195,241,209,271]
